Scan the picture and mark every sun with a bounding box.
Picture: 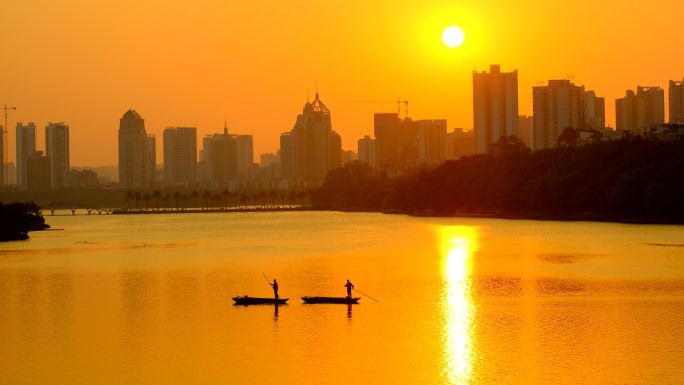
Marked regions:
[442,26,465,48]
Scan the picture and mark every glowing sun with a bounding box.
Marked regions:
[442,26,465,48]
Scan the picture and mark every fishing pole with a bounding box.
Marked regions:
[262,273,272,286]
[353,288,380,303]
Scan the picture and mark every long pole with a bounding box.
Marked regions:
[353,288,379,303]
[262,273,272,286]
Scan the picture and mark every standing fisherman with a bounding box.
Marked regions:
[344,279,354,298]
[270,278,279,300]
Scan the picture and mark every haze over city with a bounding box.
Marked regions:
[3,2,684,385]
[2,0,683,166]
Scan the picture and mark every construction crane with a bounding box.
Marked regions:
[2,104,16,181]
[355,98,409,120]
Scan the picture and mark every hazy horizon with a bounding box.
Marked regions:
[2,0,683,166]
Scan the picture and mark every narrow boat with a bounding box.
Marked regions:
[233,296,288,305]
[301,296,360,304]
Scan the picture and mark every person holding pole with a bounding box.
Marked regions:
[344,279,354,298]
[270,278,279,300]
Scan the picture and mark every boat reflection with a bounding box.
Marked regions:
[347,303,352,319]
[439,226,478,385]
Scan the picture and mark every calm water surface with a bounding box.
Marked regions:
[1,212,683,384]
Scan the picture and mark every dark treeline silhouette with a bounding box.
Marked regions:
[120,188,312,212]
[0,202,49,241]
[0,188,313,213]
[312,138,684,222]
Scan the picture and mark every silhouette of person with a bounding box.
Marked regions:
[270,279,279,300]
[344,279,354,298]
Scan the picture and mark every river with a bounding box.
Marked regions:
[1,211,683,384]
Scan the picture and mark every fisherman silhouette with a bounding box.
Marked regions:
[344,279,354,298]
[270,279,279,300]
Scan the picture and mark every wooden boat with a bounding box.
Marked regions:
[232,296,288,305]
[301,296,360,304]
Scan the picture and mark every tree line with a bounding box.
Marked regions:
[122,189,312,212]
[312,137,684,222]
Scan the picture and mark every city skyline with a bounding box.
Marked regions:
[2,0,683,166]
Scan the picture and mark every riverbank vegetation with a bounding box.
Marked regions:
[312,138,684,222]
[0,202,49,241]
[0,188,313,213]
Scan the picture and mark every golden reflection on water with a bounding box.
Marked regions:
[439,226,478,385]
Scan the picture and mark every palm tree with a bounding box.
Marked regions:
[143,193,152,211]
[152,190,162,211]
[202,190,212,210]
[191,190,199,209]
[212,193,222,210]
[279,191,288,208]
[134,192,142,210]
[239,193,248,209]
[269,189,278,208]
[173,191,182,211]
[163,193,172,211]
[221,189,230,210]
[124,191,134,211]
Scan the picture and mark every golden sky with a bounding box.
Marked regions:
[1,0,682,166]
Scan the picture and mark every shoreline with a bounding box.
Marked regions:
[110,206,314,215]
[103,205,684,225]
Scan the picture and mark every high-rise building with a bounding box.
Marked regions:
[616,86,665,132]
[235,134,254,178]
[204,133,238,182]
[533,80,603,150]
[357,135,376,168]
[449,128,476,159]
[341,150,357,165]
[0,124,3,186]
[374,113,418,170]
[26,151,51,190]
[584,91,606,129]
[118,110,152,189]
[45,122,70,188]
[669,79,684,124]
[417,119,447,164]
[16,122,36,189]
[279,132,294,178]
[517,115,534,149]
[473,64,519,153]
[260,152,280,168]
[279,92,342,185]
[5,162,16,185]
[201,124,254,183]
[147,135,156,184]
[163,127,197,185]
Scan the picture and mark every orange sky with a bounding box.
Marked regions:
[1,0,682,166]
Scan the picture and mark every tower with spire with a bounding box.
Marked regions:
[280,90,342,185]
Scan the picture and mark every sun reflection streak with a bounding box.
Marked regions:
[439,226,478,385]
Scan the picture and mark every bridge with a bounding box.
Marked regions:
[41,202,114,216]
